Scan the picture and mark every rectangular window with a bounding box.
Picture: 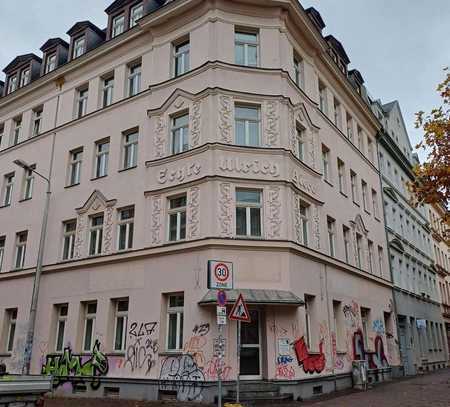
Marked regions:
[3,173,15,206]
[7,75,17,94]
[346,113,353,141]
[22,166,35,200]
[0,236,5,271]
[333,97,341,128]
[360,307,370,347]
[343,225,350,263]
[117,206,134,251]
[171,113,189,154]
[130,3,144,27]
[322,144,330,182]
[294,55,303,88]
[367,137,375,162]
[299,200,309,246]
[168,195,187,242]
[68,148,82,186]
[128,62,141,96]
[73,36,86,58]
[113,299,128,352]
[32,107,43,137]
[102,75,114,107]
[62,220,76,260]
[378,246,384,276]
[235,105,260,147]
[12,117,22,145]
[123,131,138,169]
[318,81,327,113]
[20,69,30,87]
[356,233,363,269]
[372,189,379,218]
[83,302,97,352]
[350,170,358,203]
[89,214,104,256]
[235,30,258,67]
[14,231,27,269]
[6,308,18,352]
[55,304,68,352]
[95,140,109,178]
[333,301,344,350]
[327,216,336,257]
[368,240,374,274]
[45,53,57,74]
[174,39,190,77]
[357,126,364,152]
[236,189,262,237]
[77,87,88,118]
[167,294,184,351]
[112,14,125,38]
[296,126,305,161]
[361,180,368,211]
[0,124,4,148]
[337,159,346,193]
[304,295,314,348]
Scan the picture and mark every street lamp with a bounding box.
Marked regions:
[13,159,51,375]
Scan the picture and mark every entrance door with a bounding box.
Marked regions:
[239,310,262,380]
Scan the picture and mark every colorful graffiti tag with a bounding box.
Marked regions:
[293,337,326,374]
[41,340,108,389]
[125,321,159,375]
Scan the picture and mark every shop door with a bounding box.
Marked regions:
[239,310,262,380]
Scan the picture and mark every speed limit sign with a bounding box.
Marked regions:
[208,260,233,289]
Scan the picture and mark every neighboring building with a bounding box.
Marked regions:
[429,203,450,362]
[372,99,448,375]
[0,0,399,402]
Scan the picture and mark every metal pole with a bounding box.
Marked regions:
[218,324,223,407]
[236,319,241,404]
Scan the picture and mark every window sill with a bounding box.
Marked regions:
[0,353,11,358]
[0,204,11,209]
[10,268,24,272]
[324,179,333,188]
[353,201,360,207]
[118,165,137,173]
[106,351,126,357]
[159,351,183,357]
[364,209,371,216]
[235,235,263,240]
[18,197,32,203]
[65,182,80,189]
[339,191,348,198]
[336,350,347,355]
[91,175,108,181]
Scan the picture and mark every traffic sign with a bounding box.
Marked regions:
[208,260,234,289]
[217,306,227,317]
[217,315,227,325]
[229,293,251,323]
[217,290,227,306]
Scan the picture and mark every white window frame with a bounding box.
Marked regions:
[327,217,336,257]
[322,145,330,182]
[12,117,22,145]
[77,87,88,118]
[83,302,97,352]
[117,207,134,251]
[235,29,259,67]
[73,36,86,59]
[95,140,109,178]
[372,189,379,218]
[296,126,305,161]
[55,304,68,352]
[130,3,144,27]
[113,299,128,352]
[122,131,138,169]
[68,149,82,186]
[168,195,187,242]
[304,295,313,348]
[299,200,310,246]
[22,166,34,200]
[166,294,184,351]
[346,114,353,141]
[361,180,368,211]
[6,308,17,352]
[14,231,27,270]
[32,108,42,137]
[350,170,358,202]
[62,220,76,260]
[173,39,190,77]
[337,159,346,193]
[343,225,350,263]
[356,233,363,269]
[102,76,114,107]
[294,55,303,88]
[89,214,104,256]
[0,124,4,148]
[112,14,125,38]
[235,189,262,238]
[128,63,141,97]
[368,240,374,274]
[3,173,15,206]
[171,113,189,155]
[19,68,30,87]
[378,246,384,276]
[235,104,261,147]
[0,236,5,271]
[319,81,327,113]
[45,53,57,74]
[7,75,17,94]
[333,98,341,128]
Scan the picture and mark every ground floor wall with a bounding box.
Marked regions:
[0,245,400,402]
[394,289,448,375]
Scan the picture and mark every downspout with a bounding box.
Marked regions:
[323,264,336,392]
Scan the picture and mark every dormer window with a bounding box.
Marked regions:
[45,53,57,74]
[112,14,125,38]
[73,36,86,59]
[7,75,17,94]
[19,69,30,87]
[130,3,144,27]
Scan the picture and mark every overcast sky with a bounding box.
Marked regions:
[1,1,449,161]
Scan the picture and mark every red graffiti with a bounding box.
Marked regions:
[275,364,295,379]
[293,337,326,374]
[368,336,389,369]
[204,357,231,380]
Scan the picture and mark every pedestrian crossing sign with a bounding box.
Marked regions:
[229,293,251,322]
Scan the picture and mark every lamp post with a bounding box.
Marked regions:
[13,159,51,375]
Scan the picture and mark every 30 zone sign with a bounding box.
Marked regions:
[208,260,234,289]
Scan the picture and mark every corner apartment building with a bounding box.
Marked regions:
[371,99,448,375]
[0,0,398,402]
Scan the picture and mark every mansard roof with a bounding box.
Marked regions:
[40,37,69,52]
[3,53,42,74]
[67,20,106,38]
[348,69,365,85]
[305,7,326,32]
[324,34,350,64]
[382,100,396,113]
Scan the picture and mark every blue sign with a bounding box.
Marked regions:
[217,290,227,306]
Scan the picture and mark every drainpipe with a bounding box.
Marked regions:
[323,264,336,392]
[376,131,402,376]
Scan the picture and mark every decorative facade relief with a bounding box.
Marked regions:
[218,158,280,177]
[313,205,321,250]
[190,101,201,148]
[154,116,166,158]
[292,170,317,196]
[187,187,200,239]
[151,195,163,245]
[264,101,279,147]
[309,129,317,169]
[267,186,282,239]
[218,95,233,144]
[103,206,114,254]
[218,183,233,237]
[289,107,296,153]
[158,162,201,185]
[74,214,86,259]
[293,194,302,244]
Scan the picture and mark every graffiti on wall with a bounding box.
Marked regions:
[124,321,159,375]
[372,320,385,335]
[275,354,295,379]
[293,337,326,374]
[352,330,389,369]
[41,340,108,389]
[343,301,359,328]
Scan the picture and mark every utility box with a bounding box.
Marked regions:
[352,360,368,390]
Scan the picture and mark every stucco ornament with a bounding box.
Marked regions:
[74,214,86,259]
[267,186,282,238]
[265,100,279,147]
[103,206,114,254]
[218,158,279,177]
[154,115,166,158]
[151,195,163,245]
[349,214,369,267]
[313,205,321,249]
[289,106,297,153]
[294,193,302,243]
[158,162,201,185]
[218,183,233,237]
[190,100,201,148]
[218,94,233,144]
[188,186,200,239]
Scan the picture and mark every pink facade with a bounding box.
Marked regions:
[0,0,400,401]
